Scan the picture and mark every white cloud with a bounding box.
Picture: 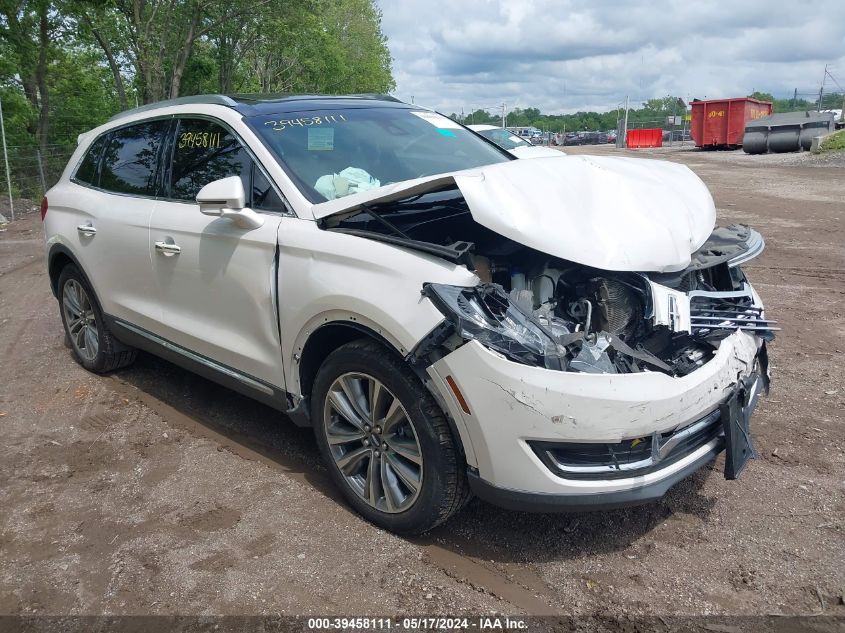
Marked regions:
[376,0,845,115]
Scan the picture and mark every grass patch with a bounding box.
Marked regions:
[819,129,845,152]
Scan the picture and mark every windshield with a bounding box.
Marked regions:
[478,128,532,150]
[247,107,511,202]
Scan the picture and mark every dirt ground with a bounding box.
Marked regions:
[0,146,843,623]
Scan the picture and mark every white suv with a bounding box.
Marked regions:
[43,94,775,534]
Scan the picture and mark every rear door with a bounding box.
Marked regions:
[69,120,168,331]
[148,117,288,388]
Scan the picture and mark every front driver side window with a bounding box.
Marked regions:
[168,118,286,212]
[169,119,252,201]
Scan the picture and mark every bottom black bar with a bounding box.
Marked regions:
[0,615,843,633]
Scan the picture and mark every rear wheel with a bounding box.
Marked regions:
[57,265,136,373]
[312,339,469,534]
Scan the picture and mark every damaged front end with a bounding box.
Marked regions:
[317,164,777,497]
[319,180,777,379]
[420,234,777,379]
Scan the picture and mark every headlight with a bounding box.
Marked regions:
[422,283,566,370]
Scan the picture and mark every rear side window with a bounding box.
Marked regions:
[100,121,168,196]
[74,135,108,186]
[169,119,252,201]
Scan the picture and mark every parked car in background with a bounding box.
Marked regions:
[566,131,608,145]
[43,94,774,534]
[563,132,582,145]
[468,124,563,158]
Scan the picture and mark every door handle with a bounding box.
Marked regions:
[76,224,97,236]
[154,240,181,256]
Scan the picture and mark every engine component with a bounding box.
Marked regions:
[567,298,593,332]
[670,345,710,375]
[596,278,639,337]
[509,288,534,313]
[570,332,616,374]
[531,268,561,309]
[474,255,492,283]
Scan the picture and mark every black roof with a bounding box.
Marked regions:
[109,93,409,121]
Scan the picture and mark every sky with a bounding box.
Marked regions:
[375,0,845,115]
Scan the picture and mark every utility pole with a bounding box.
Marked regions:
[620,95,630,148]
[0,96,14,221]
[817,64,827,111]
[501,102,506,128]
[792,88,798,109]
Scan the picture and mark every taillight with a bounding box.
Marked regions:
[40,197,48,221]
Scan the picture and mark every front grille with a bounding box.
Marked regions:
[530,409,723,480]
[689,286,778,337]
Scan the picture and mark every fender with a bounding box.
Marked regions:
[292,314,477,467]
[290,310,409,397]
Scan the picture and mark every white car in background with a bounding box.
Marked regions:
[467,124,564,158]
[42,95,773,534]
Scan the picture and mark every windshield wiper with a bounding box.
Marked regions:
[357,202,412,240]
[327,228,475,268]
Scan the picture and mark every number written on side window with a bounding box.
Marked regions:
[100,121,168,196]
[170,119,251,201]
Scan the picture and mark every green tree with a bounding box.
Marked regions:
[0,0,55,152]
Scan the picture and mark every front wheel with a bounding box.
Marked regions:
[312,339,469,534]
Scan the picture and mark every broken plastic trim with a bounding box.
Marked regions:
[422,283,565,370]
[689,224,765,270]
[531,408,723,480]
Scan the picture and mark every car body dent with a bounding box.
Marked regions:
[312,155,716,273]
[428,330,761,493]
[276,217,476,397]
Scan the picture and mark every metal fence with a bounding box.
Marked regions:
[0,143,76,223]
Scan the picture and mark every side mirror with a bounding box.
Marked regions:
[196,176,263,230]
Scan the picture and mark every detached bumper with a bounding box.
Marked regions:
[427,330,765,503]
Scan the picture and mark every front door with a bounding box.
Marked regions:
[148,117,289,389]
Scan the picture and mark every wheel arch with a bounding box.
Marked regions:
[295,319,404,403]
[293,316,473,468]
[48,243,89,298]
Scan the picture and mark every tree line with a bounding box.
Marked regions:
[0,0,395,153]
[452,93,844,133]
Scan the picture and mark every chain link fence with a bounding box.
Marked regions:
[0,143,76,223]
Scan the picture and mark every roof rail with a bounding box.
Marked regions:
[108,94,238,122]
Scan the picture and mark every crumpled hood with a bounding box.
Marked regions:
[312,155,716,273]
[509,145,566,159]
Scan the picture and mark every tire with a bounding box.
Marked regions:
[312,339,469,534]
[57,264,136,373]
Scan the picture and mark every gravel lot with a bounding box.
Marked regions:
[0,146,843,625]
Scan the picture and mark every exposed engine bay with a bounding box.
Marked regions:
[321,186,777,376]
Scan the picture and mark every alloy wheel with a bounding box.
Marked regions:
[62,279,99,362]
[323,372,423,513]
